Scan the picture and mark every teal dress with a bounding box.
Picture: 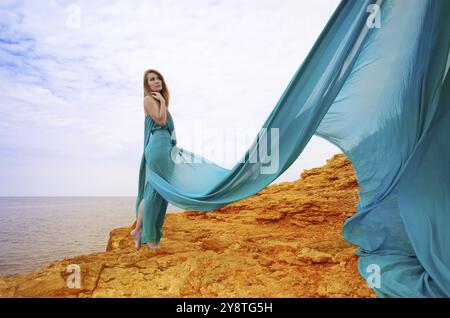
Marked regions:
[135,113,177,245]
[134,0,450,297]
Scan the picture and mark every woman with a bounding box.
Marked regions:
[131,68,176,250]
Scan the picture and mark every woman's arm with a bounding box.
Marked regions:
[159,99,168,125]
[144,95,167,126]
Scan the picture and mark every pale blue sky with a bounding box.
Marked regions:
[0,0,341,196]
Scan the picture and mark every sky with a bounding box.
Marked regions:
[0,0,341,196]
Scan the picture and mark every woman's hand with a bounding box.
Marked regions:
[151,92,166,104]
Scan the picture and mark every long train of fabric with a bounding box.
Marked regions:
[136,0,450,297]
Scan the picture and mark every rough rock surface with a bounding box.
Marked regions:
[0,154,375,298]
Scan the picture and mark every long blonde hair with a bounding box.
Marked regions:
[143,69,170,108]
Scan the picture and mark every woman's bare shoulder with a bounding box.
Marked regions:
[143,95,158,116]
[143,95,158,105]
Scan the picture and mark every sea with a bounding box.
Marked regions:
[0,196,184,276]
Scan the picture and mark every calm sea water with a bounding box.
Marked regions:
[0,197,184,276]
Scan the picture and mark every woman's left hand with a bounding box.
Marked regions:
[151,92,166,104]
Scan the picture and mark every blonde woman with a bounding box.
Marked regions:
[131,69,176,250]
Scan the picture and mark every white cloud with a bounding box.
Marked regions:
[0,0,341,196]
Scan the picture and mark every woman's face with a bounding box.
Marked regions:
[147,72,163,92]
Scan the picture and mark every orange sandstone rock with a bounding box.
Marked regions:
[0,153,375,298]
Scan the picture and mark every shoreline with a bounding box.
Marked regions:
[0,153,375,298]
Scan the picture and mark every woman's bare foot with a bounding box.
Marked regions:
[147,241,159,249]
[130,228,142,250]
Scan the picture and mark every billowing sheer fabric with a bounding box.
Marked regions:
[136,0,450,297]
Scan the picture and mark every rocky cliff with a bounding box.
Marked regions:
[0,153,375,297]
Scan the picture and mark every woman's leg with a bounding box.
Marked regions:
[155,199,169,244]
[141,131,174,249]
[136,200,144,231]
[131,200,144,232]
[153,150,173,245]
[141,182,165,246]
[130,200,144,250]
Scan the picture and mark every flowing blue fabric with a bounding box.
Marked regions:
[135,114,176,245]
[136,0,450,297]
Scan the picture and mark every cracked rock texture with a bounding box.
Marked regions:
[0,153,375,298]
